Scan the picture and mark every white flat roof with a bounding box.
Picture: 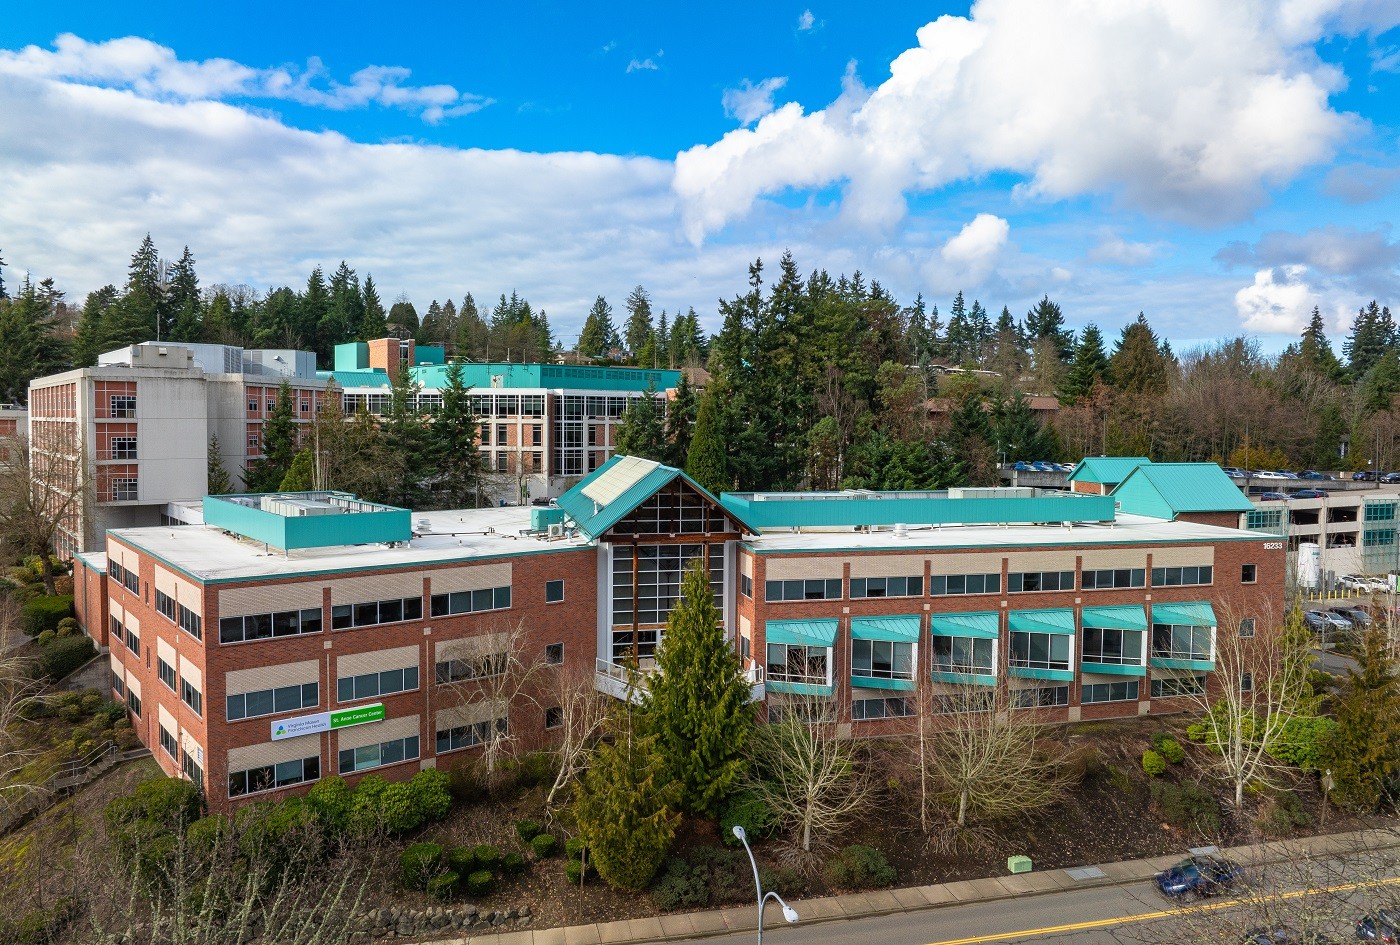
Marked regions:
[743,514,1261,553]
[108,506,590,583]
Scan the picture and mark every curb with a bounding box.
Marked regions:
[427,826,1400,945]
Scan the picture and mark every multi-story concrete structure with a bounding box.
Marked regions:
[0,402,26,465]
[28,339,680,553]
[73,456,1283,811]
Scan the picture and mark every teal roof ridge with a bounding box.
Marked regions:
[1112,463,1253,517]
[1068,456,1152,484]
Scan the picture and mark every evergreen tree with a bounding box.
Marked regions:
[945,291,971,364]
[360,274,387,339]
[1023,295,1073,362]
[664,372,696,468]
[669,308,705,367]
[388,297,419,336]
[379,362,430,507]
[70,286,117,368]
[247,380,297,491]
[624,285,654,357]
[455,292,489,360]
[1326,623,1400,811]
[578,295,618,358]
[615,384,667,463]
[167,246,202,341]
[1298,307,1343,380]
[1345,300,1394,379]
[301,266,332,357]
[641,559,753,816]
[1059,323,1110,403]
[0,276,71,403]
[572,712,681,891]
[655,310,672,367]
[325,261,363,355]
[991,391,1055,461]
[946,388,997,484]
[1108,313,1171,396]
[207,435,233,495]
[279,449,316,491]
[686,386,729,494]
[429,360,483,508]
[0,247,6,299]
[968,299,991,363]
[1362,349,1400,412]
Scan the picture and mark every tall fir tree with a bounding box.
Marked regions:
[247,380,297,491]
[1326,623,1400,811]
[641,559,753,816]
[1297,306,1343,380]
[1023,295,1073,362]
[664,372,696,469]
[379,362,430,507]
[0,275,71,403]
[1059,323,1109,403]
[1108,313,1171,396]
[300,266,331,355]
[455,292,489,360]
[686,386,729,494]
[279,449,316,491]
[360,274,387,339]
[324,261,362,355]
[0,247,6,299]
[207,434,234,495]
[429,360,484,508]
[945,290,971,364]
[577,295,617,358]
[1345,300,1395,379]
[166,246,202,341]
[623,285,654,360]
[615,384,667,463]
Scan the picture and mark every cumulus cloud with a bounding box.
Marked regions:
[626,53,661,73]
[1235,265,1322,334]
[1216,225,1400,276]
[674,0,1371,242]
[1323,162,1400,203]
[0,34,491,123]
[722,77,789,125]
[798,10,817,31]
[940,214,1009,280]
[1086,233,1161,266]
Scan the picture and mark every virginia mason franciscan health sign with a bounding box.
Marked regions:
[271,703,386,740]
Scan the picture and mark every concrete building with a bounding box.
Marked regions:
[73,457,1283,811]
[0,402,26,466]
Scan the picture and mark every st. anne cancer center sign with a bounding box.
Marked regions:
[271,703,386,741]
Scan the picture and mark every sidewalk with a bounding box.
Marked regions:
[427,825,1400,945]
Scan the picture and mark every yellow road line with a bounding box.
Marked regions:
[922,874,1400,945]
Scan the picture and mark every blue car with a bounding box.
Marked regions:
[1292,489,1326,499]
[1357,909,1400,942]
[1153,854,1245,901]
[1260,492,1290,501]
[1241,928,1336,944]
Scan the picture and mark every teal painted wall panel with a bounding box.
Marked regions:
[203,494,412,551]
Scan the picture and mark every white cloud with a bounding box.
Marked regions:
[675,0,1370,242]
[0,34,491,123]
[1087,233,1161,266]
[627,52,662,73]
[798,10,817,31]
[601,40,617,54]
[722,77,789,125]
[1234,265,1321,334]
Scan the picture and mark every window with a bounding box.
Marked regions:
[156,590,176,622]
[496,424,508,446]
[1080,627,1145,666]
[300,400,310,414]
[330,596,424,630]
[248,435,260,450]
[532,425,542,446]
[1082,681,1139,703]
[336,666,418,703]
[1240,672,1254,693]
[110,614,123,643]
[852,697,913,720]
[158,656,176,691]
[1010,632,1071,671]
[178,603,202,640]
[1082,568,1146,590]
[429,586,511,618]
[852,639,914,681]
[339,734,420,773]
[110,394,136,418]
[436,718,506,754]
[124,622,140,656]
[111,669,124,696]
[1151,624,1213,662]
[248,400,259,412]
[126,688,142,717]
[765,643,830,686]
[436,653,507,684]
[929,573,1001,595]
[159,725,177,759]
[1008,571,1075,593]
[182,750,203,789]
[181,678,203,716]
[1150,566,1213,587]
[544,643,564,666]
[220,607,323,643]
[611,545,723,660]
[765,578,842,602]
[495,452,509,473]
[229,756,320,798]
[931,636,994,675]
[545,580,564,603]
[112,478,138,501]
[740,574,753,598]
[850,576,923,598]
[110,436,137,459]
[1012,685,1069,708]
[227,682,319,721]
[266,399,275,412]
[1151,675,1206,698]
[1238,618,1256,638]
[122,566,139,595]
[1241,564,1257,584]
[544,707,563,729]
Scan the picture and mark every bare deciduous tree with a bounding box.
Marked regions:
[543,661,609,814]
[0,652,46,824]
[0,434,87,592]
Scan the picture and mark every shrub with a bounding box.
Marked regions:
[446,760,488,804]
[400,842,444,890]
[1186,722,1208,743]
[1150,780,1222,836]
[185,814,230,861]
[649,848,753,910]
[651,857,711,910]
[473,844,501,871]
[502,852,526,875]
[57,616,79,636]
[465,870,495,897]
[720,793,776,847]
[565,837,587,861]
[516,751,558,788]
[1141,750,1167,776]
[21,595,73,636]
[427,871,460,901]
[1151,734,1186,764]
[36,629,55,646]
[449,846,477,875]
[565,858,588,885]
[408,768,453,822]
[530,833,558,858]
[515,819,541,842]
[823,844,896,890]
[379,781,427,834]
[38,635,95,681]
[1270,715,1338,772]
[1257,790,1312,838]
[306,775,354,833]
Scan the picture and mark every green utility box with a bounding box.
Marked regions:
[1007,855,1033,874]
[531,507,565,530]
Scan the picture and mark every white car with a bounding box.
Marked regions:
[1369,576,1394,593]
[1255,470,1286,480]
[1338,574,1369,591]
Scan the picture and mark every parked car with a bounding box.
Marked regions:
[1371,576,1395,593]
[1339,574,1370,590]
[1329,606,1370,627]
[1153,854,1245,900]
[1299,470,1333,480]
[1031,460,1058,472]
[1356,909,1400,943]
[1241,927,1336,944]
[1354,471,1378,481]
[1256,470,1286,480]
[1223,466,1246,479]
[1303,610,1330,634]
[1291,489,1326,499]
[1382,472,1400,484]
[1011,460,1035,472]
[1259,492,1290,501]
[1319,610,1352,633]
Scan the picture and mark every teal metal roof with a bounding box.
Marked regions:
[1008,608,1077,634]
[1081,604,1148,631]
[1151,601,1217,626]
[929,612,1000,639]
[410,362,680,392]
[319,369,391,388]
[1069,457,1151,484]
[1111,464,1253,519]
[765,619,839,647]
[850,615,921,642]
[556,455,757,540]
[719,489,1115,530]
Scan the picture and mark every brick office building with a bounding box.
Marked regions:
[75,457,1283,810]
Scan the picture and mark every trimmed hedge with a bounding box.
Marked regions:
[1141,750,1167,776]
[530,833,558,858]
[37,635,96,681]
[400,842,444,889]
[473,844,501,872]
[465,870,495,897]
[427,871,459,901]
[21,595,74,636]
[822,844,896,890]
[515,819,541,842]
[720,794,776,847]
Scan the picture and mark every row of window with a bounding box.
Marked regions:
[112,615,139,657]
[339,735,420,775]
[220,608,323,644]
[229,756,320,799]
[227,683,320,721]
[436,717,507,754]
[156,590,202,639]
[429,586,512,618]
[332,596,425,630]
[108,560,140,595]
[844,681,1149,721]
[761,566,1229,601]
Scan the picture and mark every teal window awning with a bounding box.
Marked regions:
[1008,608,1076,635]
[930,612,1000,640]
[850,615,921,642]
[1151,601,1217,627]
[765,619,839,648]
[1081,605,1148,631]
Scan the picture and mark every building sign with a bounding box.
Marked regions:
[271,703,385,741]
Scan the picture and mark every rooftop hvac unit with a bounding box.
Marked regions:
[893,523,909,538]
[417,518,432,533]
[548,523,564,539]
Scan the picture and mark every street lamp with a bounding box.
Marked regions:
[732,825,798,943]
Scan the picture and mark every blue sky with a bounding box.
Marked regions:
[2,1,1399,353]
